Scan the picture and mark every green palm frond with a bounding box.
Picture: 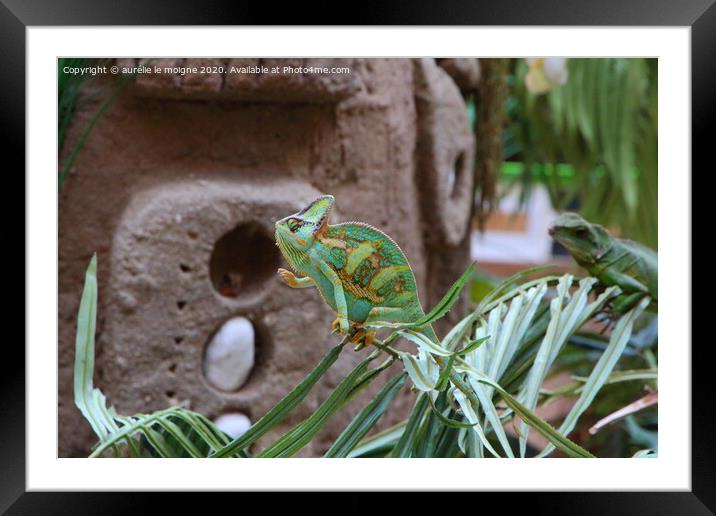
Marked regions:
[58,58,98,152]
[366,265,652,458]
[73,256,654,459]
[507,58,657,248]
[74,255,239,458]
[73,256,402,458]
[58,58,145,189]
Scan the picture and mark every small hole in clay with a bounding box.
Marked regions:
[449,151,466,199]
[187,231,199,240]
[165,390,175,398]
[177,301,186,310]
[180,263,191,273]
[209,222,280,298]
[168,364,177,373]
[174,336,184,344]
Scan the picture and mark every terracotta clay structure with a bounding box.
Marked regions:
[58,58,478,457]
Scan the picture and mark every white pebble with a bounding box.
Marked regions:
[214,413,252,438]
[203,316,255,391]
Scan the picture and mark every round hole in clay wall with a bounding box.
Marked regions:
[209,222,280,298]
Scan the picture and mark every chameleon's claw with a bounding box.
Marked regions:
[349,328,377,351]
[349,328,366,343]
[277,268,298,287]
[331,316,349,335]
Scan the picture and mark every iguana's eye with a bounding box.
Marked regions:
[575,228,589,238]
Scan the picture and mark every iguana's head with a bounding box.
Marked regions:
[275,195,334,269]
[548,212,612,264]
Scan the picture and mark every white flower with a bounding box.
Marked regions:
[525,57,569,94]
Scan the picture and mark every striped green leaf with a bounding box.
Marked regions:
[325,373,406,458]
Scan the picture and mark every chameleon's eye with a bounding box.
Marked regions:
[287,218,301,232]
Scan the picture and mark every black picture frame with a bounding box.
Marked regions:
[5,0,708,512]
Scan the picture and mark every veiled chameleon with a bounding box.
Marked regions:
[275,195,438,346]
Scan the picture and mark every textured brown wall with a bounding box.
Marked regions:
[58,58,477,457]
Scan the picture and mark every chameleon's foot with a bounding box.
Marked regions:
[349,328,376,351]
[277,268,299,288]
[349,328,366,343]
[331,316,350,335]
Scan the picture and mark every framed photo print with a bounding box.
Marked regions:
[5,0,709,511]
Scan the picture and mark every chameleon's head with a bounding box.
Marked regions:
[548,212,612,264]
[275,195,335,269]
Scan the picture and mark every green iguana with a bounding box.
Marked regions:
[549,212,658,313]
[274,195,438,347]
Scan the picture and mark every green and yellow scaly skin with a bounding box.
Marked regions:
[275,195,438,345]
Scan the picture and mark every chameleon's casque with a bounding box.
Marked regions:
[275,195,438,344]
